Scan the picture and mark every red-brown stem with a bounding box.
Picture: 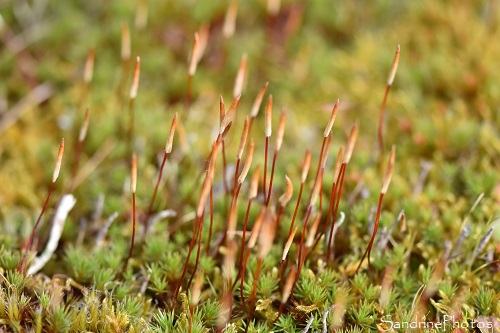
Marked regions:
[247,258,263,325]
[314,137,327,184]
[287,181,304,240]
[248,117,255,138]
[188,307,193,333]
[289,206,312,300]
[279,259,285,282]
[296,205,313,270]
[312,180,337,251]
[222,140,229,194]
[263,136,269,199]
[326,163,346,262]
[377,85,390,153]
[233,158,241,195]
[275,302,286,323]
[187,212,205,290]
[18,181,55,275]
[233,198,253,291]
[266,150,278,205]
[318,169,324,211]
[122,192,136,274]
[240,247,251,300]
[356,193,384,273]
[298,247,311,280]
[205,186,214,254]
[144,151,169,230]
[221,184,242,246]
[275,205,284,232]
[175,215,202,298]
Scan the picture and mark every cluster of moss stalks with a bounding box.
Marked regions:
[1,1,500,332]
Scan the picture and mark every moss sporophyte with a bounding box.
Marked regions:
[1,1,499,332]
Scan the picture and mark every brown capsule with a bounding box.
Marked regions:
[237,117,249,159]
[52,139,65,183]
[250,82,269,118]
[323,99,339,138]
[265,95,273,137]
[343,121,359,164]
[165,113,178,153]
[275,110,286,152]
[220,94,241,135]
[282,226,298,261]
[301,149,311,183]
[278,176,293,207]
[387,44,400,86]
[258,211,276,260]
[381,145,396,194]
[249,164,261,199]
[78,107,90,143]
[238,141,254,185]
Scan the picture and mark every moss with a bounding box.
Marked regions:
[1,1,500,332]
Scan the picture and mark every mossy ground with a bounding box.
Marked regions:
[0,1,500,332]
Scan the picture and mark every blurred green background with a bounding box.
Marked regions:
[1,0,499,262]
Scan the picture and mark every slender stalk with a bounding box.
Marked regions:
[122,153,137,274]
[175,214,202,298]
[312,180,337,251]
[326,163,346,262]
[144,113,177,230]
[296,205,313,270]
[275,265,296,322]
[233,117,249,194]
[356,146,395,272]
[312,146,343,250]
[19,139,64,275]
[313,137,326,185]
[233,164,260,291]
[205,186,214,254]
[232,198,253,291]
[279,225,297,282]
[377,45,400,153]
[247,208,276,327]
[266,151,277,205]
[239,209,265,301]
[176,140,221,298]
[222,140,229,194]
[289,205,313,299]
[285,149,310,245]
[127,57,141,155]
[263,95,272,199]
[326,122,358,262]
[187,211,205,290]
[356,193,384,273]
[249,258,263,302]
[144,152,168,228]
[19,182,55,275]
[266,110,286,205]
